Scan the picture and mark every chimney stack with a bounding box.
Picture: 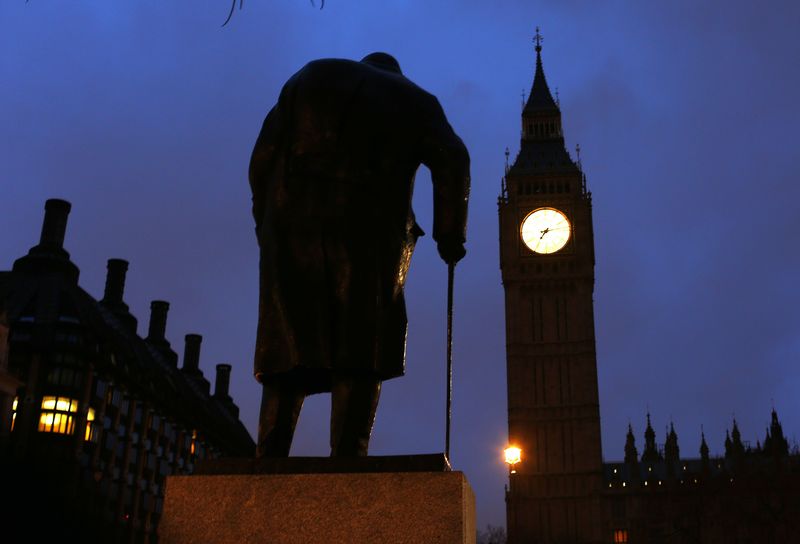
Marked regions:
[12,198,79,281]
[102,259,129,306]
[39,199,72,249]
[183,334,202,374]
[147,300,169,342]
[214,364,232,399]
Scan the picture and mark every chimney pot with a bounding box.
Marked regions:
[39,199,72,249]
[103,259,129,305]
[147,300,169,342]
[183,334,202,373]
[214,364,232,398]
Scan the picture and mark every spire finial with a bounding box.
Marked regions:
[534,26,543,54]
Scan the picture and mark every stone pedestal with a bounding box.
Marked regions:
[160,456,475,544]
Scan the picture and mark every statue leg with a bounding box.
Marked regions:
[257,379,305,457]
[330,374,381,457]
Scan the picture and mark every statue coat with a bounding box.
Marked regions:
[249,58,469,393]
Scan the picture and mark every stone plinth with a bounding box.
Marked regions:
[160,456,475,544]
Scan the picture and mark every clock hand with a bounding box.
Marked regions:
[539,227,550,240]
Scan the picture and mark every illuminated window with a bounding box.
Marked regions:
[85,407,96,441]
[11,396,19,431]
[613,528,629,543]
[190,430,198,455]
[39,396,78,434]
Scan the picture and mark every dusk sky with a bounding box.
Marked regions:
[2,0,799,529]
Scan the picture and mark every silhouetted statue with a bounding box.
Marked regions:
[250,53,470,457]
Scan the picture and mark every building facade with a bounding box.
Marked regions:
[500,33,800,544]
[0,199,254,542]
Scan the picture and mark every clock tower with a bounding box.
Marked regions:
[500,31,603,543]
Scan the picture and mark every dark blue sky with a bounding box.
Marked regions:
[2,0,799,529]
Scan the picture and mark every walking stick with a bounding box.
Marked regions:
[445,261,455,461]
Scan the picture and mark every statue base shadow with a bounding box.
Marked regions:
[160,454,476,544]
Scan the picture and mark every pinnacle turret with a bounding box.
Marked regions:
[641,413,662,463]
[698,429,711,476]
[664,422,680,464]
[764,408,789,457]
[663,422,680,479]
[624,423,639,465]
[700,431,709,462]
[726,418,746,460]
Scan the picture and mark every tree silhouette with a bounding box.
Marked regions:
[477,525,507,544]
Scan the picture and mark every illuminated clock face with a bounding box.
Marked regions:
[520,208,571,254]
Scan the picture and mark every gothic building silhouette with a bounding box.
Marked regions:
[0,199,255,542]
[500,31,800,544]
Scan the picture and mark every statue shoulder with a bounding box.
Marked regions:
[296,58,363,79]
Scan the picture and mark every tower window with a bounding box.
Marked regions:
[613,529,629,543]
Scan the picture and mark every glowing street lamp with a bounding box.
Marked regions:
[504,446,522,474]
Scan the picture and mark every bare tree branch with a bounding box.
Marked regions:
[222,0,324,27]
[222,0,243,27]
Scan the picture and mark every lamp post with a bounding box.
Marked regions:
[504,446,522,544]
[504,446,522,474]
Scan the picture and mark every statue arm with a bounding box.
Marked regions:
[421,97,471,261]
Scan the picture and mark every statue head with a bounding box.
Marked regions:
[361,52,402,75]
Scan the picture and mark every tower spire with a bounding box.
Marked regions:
[524,27,559,115]
[519,26,562,144]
